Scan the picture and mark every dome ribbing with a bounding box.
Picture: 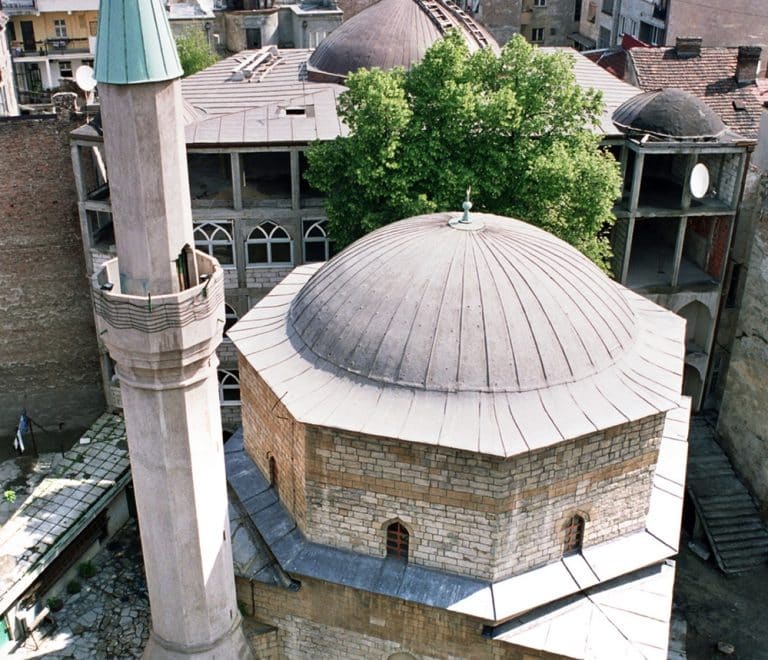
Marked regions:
[288,213,637,393]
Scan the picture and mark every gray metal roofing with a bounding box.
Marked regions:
[224,399,688,629]
[230,214,686,457]
[181,49,347,146]
[543,47,643,137]
[307,0,497,80]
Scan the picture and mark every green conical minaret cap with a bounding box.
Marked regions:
[95,0,183,84]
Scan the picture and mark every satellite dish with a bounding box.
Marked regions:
[75,65,97,92]
[690,162,710,199]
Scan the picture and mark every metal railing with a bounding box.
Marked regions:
[12,37,91,57]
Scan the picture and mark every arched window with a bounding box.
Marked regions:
[246,222,293,266]
[302,219,330,263]
[193,221,235,266]
[223,304,238,335]
[218,370,240,406]
[563,514,586,554]
[269,455,278,489]
[386,521,409,561]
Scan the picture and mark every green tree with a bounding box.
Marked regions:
[175,28,219,77]
[305,32,622,268]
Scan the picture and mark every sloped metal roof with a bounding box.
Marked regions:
[230,213,686,457]
[95,0,183,84]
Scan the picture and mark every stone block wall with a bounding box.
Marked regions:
[245,266,293,291]
[240,360,664,581]
[718,213,768,513]
[0,114,105,440]
[302,415,662,581]
[236,576,553,659]
[240,359,307,524]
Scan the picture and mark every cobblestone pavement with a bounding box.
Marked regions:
[11,521,150,659]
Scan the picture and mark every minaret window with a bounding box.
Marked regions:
[386,521,409,561]
[218,370,241,406]
[302,219,330,263]
[246,222,293,266]
[563,514,586,554]
[193,222,235,266]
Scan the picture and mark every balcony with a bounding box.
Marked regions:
[12,37,94,57]
[0,0,35,15]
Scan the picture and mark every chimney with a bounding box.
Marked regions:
[675,37,702,59]
[736,45,761,86]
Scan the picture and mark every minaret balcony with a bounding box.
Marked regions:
[92,250,226,378]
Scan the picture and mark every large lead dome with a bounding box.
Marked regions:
[289,213,637,393]
[231,210,684,456]
[306,0,498,83]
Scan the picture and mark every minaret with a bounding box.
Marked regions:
[91,0,252,657]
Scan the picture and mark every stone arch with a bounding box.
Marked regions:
[676,300,712,352]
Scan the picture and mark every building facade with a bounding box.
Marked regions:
[227,212,689,657]
[1,0,98,103]
[0,104,104,442]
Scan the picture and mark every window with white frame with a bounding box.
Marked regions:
[246,222,293,266]
[59,61,72,78]
[218,370,240,405]
[620,15,637,37]
[303,219,330,263]
[193,221,235,267]
[533,0,546,6]
[530,27,544,42]
[53,19,67,38]
[224,303,238,334]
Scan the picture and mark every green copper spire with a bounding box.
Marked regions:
[94,0,183,85]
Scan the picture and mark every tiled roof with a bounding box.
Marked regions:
[628,47,763,139]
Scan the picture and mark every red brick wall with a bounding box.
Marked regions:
[0,115,104,440]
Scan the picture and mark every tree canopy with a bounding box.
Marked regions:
[175,28,219,77]
[305,32,622,268]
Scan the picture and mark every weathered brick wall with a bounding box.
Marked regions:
[236,576,559,659]
[240,358,307,524]
[303,416,662,581]
[0,115,105,440]
[240,358,663,581]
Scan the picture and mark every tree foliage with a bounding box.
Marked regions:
[305,32,622,268]
[175,28,219,77]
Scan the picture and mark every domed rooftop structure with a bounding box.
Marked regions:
[613,88,728,140]
[231,211,684,457]
[289,214,635,393]
[306,0,498,84]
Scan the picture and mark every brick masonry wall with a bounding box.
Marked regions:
[240,359,307,525]
[303,416,662,581]
[0,115,105,440]
[240,357,664,581]
[236,576,558,660]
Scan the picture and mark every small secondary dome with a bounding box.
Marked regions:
[613,89,728,140]
[306,0,498,83]
[288,213,637,393]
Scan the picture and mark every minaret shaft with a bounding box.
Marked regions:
[100,82,193,297]
[91,1,252,656]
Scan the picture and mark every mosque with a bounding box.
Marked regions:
[227,208,690,657]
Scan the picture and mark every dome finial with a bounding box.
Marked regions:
[461,187,472,224]
[449,186,484,231]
